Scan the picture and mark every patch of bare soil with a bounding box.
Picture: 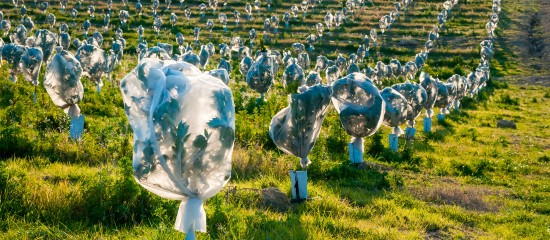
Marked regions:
[539,0,550,71]
[409,183,502,212]
[525,2,548,72]
[406,174,508,212]
[502,0,550,86]
[499,75,550,87]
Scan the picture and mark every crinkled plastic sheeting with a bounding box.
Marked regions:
[157,43,174,56]
[217,58,231,75]
[347,63,360,75]
[59,32,71,51]
[76,43,107,87]
[315,55,329,71]
[206,43,215,56]
[141,46,172,62]
[292,43,305,54]
[391,81,427,128]
[10,24,27,45]
[44,47,84,118]
[237,46,250,60]
[381,87,412,136]
[207,68,230,85]
[326,65,340,85]
[283,58,305,92]
[298,52,310,70]
[120,58,235,236]
[246,51,276,97]
[305,71,321,86]
[1,43,27,82]
[269,85,332,168]
[447,74,469,110]
[20,47,43,86]
[240,55,253,76]
[419,72,438,117]
[34,29,57,62]
[182,51,201,68]
[331,73,385,163]
[434,80,456,114]
[199,45,209,69]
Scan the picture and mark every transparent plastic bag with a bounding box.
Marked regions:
[44,47,84,118]
[20,47,43,86]
[381,87,412,136]
[331,73,385,162]
[282,58,305,92]
[76,43,107,87]
[419,72,438,117]
[246,51,276,98]
[120,58,235,235]
[34,29,57,62]
[391,81,427,128]
[269,85,332,168]
[1,43,27,82]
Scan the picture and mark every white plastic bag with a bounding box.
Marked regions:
[20,47,43,86]
[269,85,332,168]
[419,72,438,118]
[391,81,427,128]
[120,58,235,236]
[331,73,385,163]
[76,43,107,88]
[380,87,412,136]
[44,47,84,118]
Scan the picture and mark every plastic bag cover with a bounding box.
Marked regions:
[142,46,173,62]
[120,58,235,234]
[207,68,230,85]
[269,85,332,168]
[331,73,385,138]
[34,29,57,62]
[419,72,438,117]
[10,24,27,45]
[391,81,427,127]
[434,81,456,114]
[76,43,107,86]
[305,71,321,86]
[282,59,305,90]
[381,87,412,136]
[2,43,27,81]
[44,47,84,117]
[326,65,340,85]
[246,52,276,94]
[20,47,43,86]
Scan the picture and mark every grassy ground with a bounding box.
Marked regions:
[0,0,549,239]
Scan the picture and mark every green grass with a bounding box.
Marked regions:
[1,0,549,239]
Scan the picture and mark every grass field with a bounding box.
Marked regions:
[0,0,549,239]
